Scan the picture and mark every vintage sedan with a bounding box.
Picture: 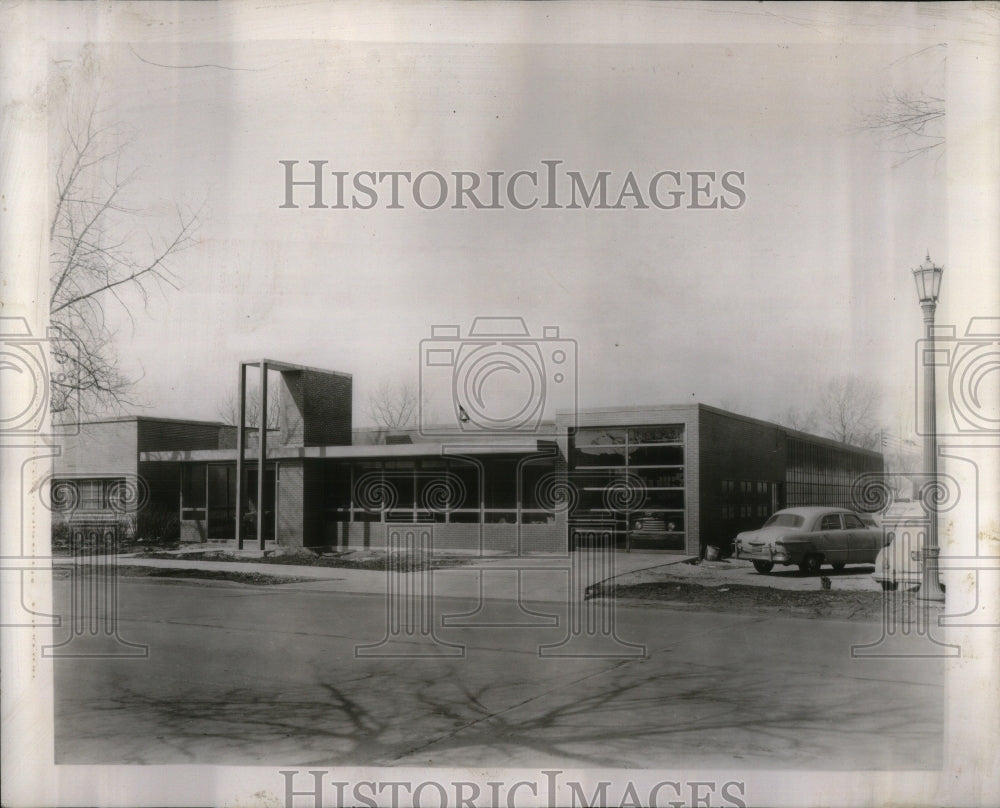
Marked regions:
[871,519,945,592]
[734,506,886,574]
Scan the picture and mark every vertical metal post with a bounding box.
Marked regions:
[235,363,246,549]
[257,361,268,551]
[919,302,946,602]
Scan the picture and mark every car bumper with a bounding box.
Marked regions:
[735,544,792,564]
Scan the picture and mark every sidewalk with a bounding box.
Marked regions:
[60,548,886,600]
[58,550,693,604]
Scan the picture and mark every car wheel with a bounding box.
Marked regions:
[752,561,774,574]
[798,555,822,575]
[832,563,846,571]
[880,580,898,592]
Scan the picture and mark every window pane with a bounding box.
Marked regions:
[573,444,627,467]
[326,463,352,510]
[519,457,556,510]
[631,467,683,488]
[483,456,518,509]
[644,489,684,510]
[574,428,626,448]
[208,465,234,508]
[447,462,481,510]
[629,445,683,466]
[183,465,206,508]
[628,425,684,444]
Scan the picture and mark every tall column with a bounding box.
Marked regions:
[235,363,246,549]
[257,361,268,551]
[919,302,945,601]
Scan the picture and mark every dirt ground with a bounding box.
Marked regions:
[138,547,471,571]
[593,557,920,622]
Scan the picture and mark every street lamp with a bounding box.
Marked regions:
[912,252,946,602]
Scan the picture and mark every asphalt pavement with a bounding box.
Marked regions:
[51,574,945,770]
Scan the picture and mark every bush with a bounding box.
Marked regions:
[50,504,180,554]
[132,505,180,543]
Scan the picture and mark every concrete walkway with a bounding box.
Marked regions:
[58,550,693,604]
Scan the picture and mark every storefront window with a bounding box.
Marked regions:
[570,424,686,549]
[181,465,206,520]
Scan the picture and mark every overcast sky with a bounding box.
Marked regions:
[51,32,948,431]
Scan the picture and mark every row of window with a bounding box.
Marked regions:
[720,504,770,520]
[52,478,124,512]
[721,479,772,496]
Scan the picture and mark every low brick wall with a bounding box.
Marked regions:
[180,519,207,542]
[318,521,565,554]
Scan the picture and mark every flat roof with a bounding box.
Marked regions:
[558,403,882,458]
[240,358,352,378]
[68,415,230,428]
[141,440,543,463]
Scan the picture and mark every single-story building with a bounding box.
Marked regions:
[51,360,883,555]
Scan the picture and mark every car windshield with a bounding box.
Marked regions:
[763,513,804,528]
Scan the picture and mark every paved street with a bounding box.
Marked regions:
[52,571,944,770]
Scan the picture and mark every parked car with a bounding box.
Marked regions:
[871,520,945,592]
[629,512,684,551]
[734,506,887,574]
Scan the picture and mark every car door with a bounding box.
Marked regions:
[843,512,879,562]
[818,512,850,565]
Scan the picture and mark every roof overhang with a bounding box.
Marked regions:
[141,440,543,463]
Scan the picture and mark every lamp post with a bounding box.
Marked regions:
[912,253,946,602]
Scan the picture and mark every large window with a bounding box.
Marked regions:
[786,439,883,509]
[570,425,685,549]
[326,453,556,525]
[53,477,124,514]
[207,465,237,538]
[181,465,206,521]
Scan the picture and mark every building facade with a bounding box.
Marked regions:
[51,363,883,556]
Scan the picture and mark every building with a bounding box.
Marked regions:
[51,360,883,556]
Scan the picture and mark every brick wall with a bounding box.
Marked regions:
[277,460,306,548]
[329,521,562,553]
[57,420,138,476]
[277,368,352,447]
[302,369,352,446]
[697,407,786,552]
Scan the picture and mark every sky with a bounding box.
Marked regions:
[49,33,949,432]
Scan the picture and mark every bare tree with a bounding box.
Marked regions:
[366,380,418,437]
[861,90,944,166]
[216,385,283,430]
[775,405,819,435]
[858,45,946,167]
[49,96,199,419]
[815,376,882,450]
[775,375,882,451]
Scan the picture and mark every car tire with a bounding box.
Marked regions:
[798,555,822,575]
[752,561,774,574]
[832,563,846,571]
[880,580,898,592]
